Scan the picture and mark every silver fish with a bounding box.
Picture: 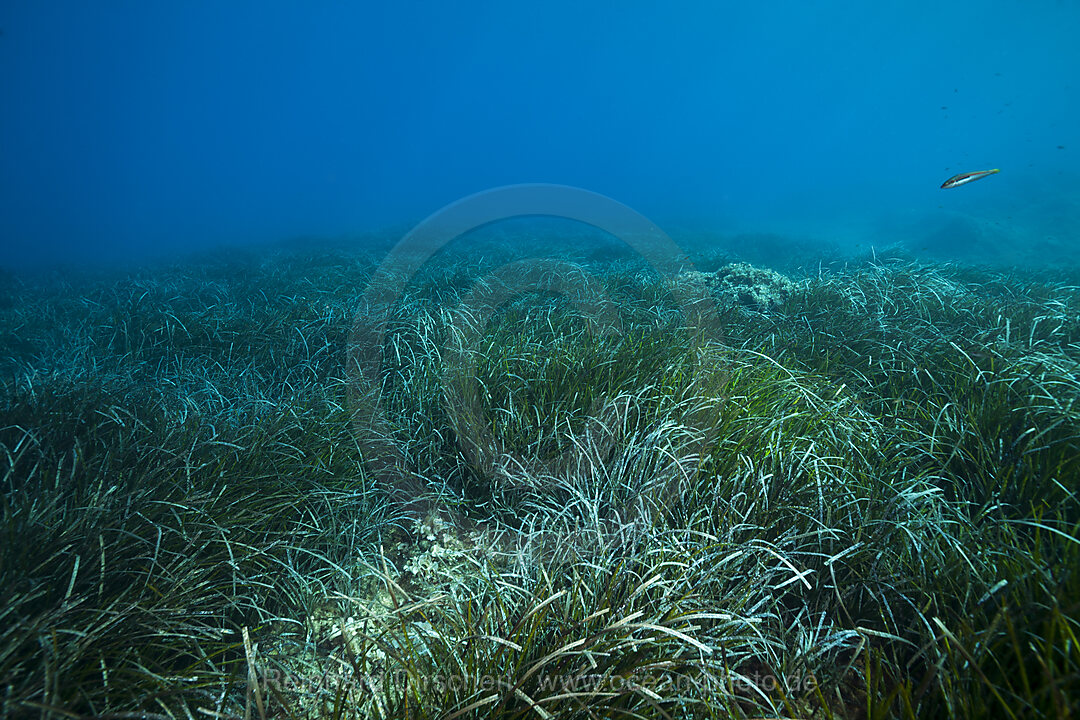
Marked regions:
[941,168,1000,189]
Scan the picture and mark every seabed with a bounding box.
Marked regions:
[2,227,1078,718]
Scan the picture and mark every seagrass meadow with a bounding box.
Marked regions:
[2,229,1079,719]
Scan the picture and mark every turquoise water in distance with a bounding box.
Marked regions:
[0,1,1077,269]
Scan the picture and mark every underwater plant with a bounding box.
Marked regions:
[1,238,1077,718]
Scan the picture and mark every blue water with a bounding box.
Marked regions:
[1,1,1077,269]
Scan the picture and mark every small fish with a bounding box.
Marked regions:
[940,168,1000,189]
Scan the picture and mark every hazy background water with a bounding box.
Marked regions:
[1,1,1077,270]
